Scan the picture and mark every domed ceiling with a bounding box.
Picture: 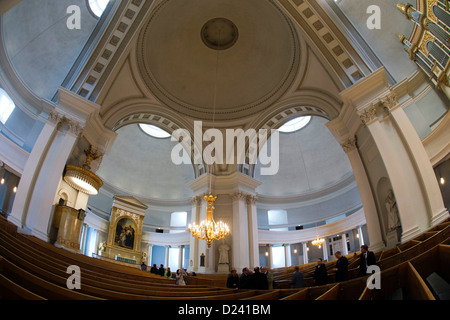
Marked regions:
[137,0,300,120]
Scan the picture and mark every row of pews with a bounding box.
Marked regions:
[0,215,449,300]
[271,217,450,300]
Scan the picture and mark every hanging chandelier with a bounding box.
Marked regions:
[312,235,325,248]
[63,146,103,195]
[188,194,230,248]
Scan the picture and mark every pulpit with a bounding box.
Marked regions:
[103,195,147,264]
[53,205,86,252]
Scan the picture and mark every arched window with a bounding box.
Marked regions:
[88,0,110,18]
[138,124,171,138]
[278,116,311,133]
[0,88,15,124]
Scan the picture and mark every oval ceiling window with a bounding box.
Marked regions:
[139,124,171,138]
[0,88,15,124]
[88,0,110,18]
[278,116,311,133]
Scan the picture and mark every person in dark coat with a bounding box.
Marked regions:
[290,266,304,288]
[239,267,252,289]
[313,258,328,286]
[158,264,165,277]
[150,264,158,274]
[226,268,239,290]
[359,245,377,276]
[333,251,348,282]
[251,267,269,290]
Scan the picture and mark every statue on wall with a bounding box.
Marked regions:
[385,189,401,232]
[98,241,106,253]
[218,243,230,264]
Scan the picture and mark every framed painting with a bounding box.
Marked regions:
[114,218,136,250]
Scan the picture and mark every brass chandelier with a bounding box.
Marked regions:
[188,195,230,248]
[188,26,230,248]
[312,235,325,248]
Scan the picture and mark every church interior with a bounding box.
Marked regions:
[0,0,449,301]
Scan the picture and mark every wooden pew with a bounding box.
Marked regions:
[241,290,280,300]
[0,231,215,294]
[408,244,450,300]
[5,231,191,288]
[316,277,368,300]
[0,242,236,299]
[0,257,103,300]
[280,284,336,300]
[0,273,46,300]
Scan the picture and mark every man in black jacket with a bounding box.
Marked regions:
[313,258,328,286]
[226,268,239,290]
[251,267,269,290]
[332,251,348,282]
[239,267,252,289]
[359,245,377,276]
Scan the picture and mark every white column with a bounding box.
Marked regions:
[246,194,259,269]
[284,244,291,267]
[266,245,272,269]
[9,112,82,241]
[389,103,448,227]
[148,244,153,266]
[187,196,201,272]
[339,137,385,252]
[302,242,309,265]
[178,245,184,270]
[164,245,170,269]
[322,240,329,262]
[231,192,250,271]
[359,92,448,241]
[341,232,349,255]
[269,245,274,269]
[358,225,365,247]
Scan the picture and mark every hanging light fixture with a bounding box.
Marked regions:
[63,146,103,195]
[312,234,325,248]
[188,195,230,248]
[188,23,230,248]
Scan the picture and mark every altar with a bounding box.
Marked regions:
[101,195,148,264]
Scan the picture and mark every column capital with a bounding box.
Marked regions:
[246,194,258,205]
[48,109,84,137]
[231,191,249,201]
[357,91,399,125]
[341,137,358,153]
[190,195,203,206]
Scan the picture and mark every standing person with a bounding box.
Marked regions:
[290,266,304,288]
[261,266,274,289]
[140,261,147,272]
[313,258,328,286]
[332,251,348,282]
[359,245,376,276]
[251,267,269,290]
[226,268,239,290]
[158,264,165,277]
[239,267,252,289]
[176,269,186,285]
